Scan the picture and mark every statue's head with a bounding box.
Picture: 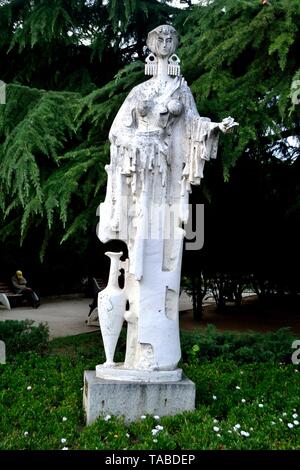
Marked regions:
[146,25,178,58]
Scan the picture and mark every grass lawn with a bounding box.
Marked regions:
[0,327,299,450]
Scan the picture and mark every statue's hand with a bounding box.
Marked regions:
[219,116,239,134]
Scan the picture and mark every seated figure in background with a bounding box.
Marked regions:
[11,270,40,309]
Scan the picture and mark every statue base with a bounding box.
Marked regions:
[83,370,196,425]
[96,363,182,383]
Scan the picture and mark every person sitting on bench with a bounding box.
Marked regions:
[11,270,40,309]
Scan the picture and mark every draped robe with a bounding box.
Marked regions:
[98,75,219,371]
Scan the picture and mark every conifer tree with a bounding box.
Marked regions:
[0,0,299,265]
[176,0,300,313]
[0,0,175,258]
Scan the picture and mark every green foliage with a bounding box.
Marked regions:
[0,85,78,205]
[0,1,172,257]
[0,83,109,252]
[178,0,300,299]
[108,0,149,32]
[0,62,144,255]
[0,329,299,450]
[181,324,295,364]
[0,0,299,263]
[0,352,85,450]
[183,358,300,450]
[0,319,49,355]
[9,1,74,51]
[176,0,300,175]
[0,0,174,89]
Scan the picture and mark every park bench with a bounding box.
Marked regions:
[0,281,23,310]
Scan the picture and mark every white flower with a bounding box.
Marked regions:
[152,429,159,436]
[213,426,220,432]
[235,386,241,390]
[213,419,218,423]
[241,431,250,437]
[258,404,264,408]
[292,413,298,419]
[104,415,111,421]
[27,386,32,391]
[294,420,299,426]
[61,438,67,443]
[153,439,157,443]
[279,418,283,422]
[295,369,299,373]
[241,399,246,403]
[287,423,294,429]
[240,371,244,375]
[282,412,287,417]
[80,387,83,391]
[217,433,221,437]
[62,417,67,422]
[271,421,276,425]
[213,395,217,400]
[24,431,29,437]
[153,415,160,420]
[140,415,146,420]
[228,430,232,434]
[293,409,297,412]
[234,424,241,430]
[126,433,130,438]
[155,425,163,431]
[62,447,68,450]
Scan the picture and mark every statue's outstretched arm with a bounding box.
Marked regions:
[181,86,239,193]
[184,84,238,135]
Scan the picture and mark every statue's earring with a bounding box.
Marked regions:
[168,54,181,76]
[145,53,158,76]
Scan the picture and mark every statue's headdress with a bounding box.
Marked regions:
[144,25,181,77]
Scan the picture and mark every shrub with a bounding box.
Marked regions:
[180,325,295,365]
[0,320,49,356]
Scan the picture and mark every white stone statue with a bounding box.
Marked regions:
[96,25,238,382]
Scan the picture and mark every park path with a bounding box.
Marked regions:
[0,292,193,339]
[1,293,299,338]
[0,296,97,338]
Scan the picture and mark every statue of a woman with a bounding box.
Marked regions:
[97,25,238,381]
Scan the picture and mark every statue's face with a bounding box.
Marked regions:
[155,34,175,58]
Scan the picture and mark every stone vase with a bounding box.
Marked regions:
[98,251,126,367]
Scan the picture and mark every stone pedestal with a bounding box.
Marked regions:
[96,364,183,382]
[83,370,196,425]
